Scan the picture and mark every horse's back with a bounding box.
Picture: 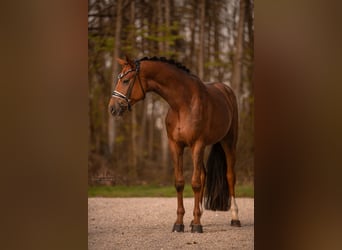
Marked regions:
[204,82,237,112]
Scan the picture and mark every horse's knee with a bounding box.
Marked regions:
[175,180,184,192]
[191,181,201,192]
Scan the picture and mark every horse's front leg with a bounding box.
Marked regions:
[190,143,205,233]
[169,139,185,232]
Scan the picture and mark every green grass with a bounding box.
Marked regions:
[235,184,254,197]
[88,184,254,198]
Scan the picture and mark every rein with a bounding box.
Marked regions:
[112,60,145,111]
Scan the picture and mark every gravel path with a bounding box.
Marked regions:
[88,198,254,249]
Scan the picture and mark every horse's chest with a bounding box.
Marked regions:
[165,113,200,144]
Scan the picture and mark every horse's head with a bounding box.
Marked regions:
[108,55,145,117]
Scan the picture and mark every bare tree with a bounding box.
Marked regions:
[198,0,206,79]
[108,0,123,154]
[231,0,246,95]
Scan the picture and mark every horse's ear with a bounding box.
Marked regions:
[116,58,126,66]
[125,55,135,67]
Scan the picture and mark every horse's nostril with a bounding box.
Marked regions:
[110,106,115,115]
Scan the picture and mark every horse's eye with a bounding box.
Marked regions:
[123,79,130,84]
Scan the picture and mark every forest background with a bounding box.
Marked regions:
[88,0,254,186]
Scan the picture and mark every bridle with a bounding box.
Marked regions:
[112,60,145,111]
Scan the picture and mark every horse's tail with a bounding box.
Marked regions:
[204,142,230,211]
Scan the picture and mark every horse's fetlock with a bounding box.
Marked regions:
[193,209,202,217]
[177,207,185,215]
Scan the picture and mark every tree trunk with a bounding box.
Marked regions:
[189,1,196,71]
[138,100,148,163]
[245,0,254,97]
[108,0,122,155]
[231,0,246,95]
[157,0,165,53]
[198,0,206,79]
[130,0,138,182]
[164,0,170,53]
[148,97,155,159]
[130,108,138,182]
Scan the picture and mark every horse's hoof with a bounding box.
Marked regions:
[231,219,241,227]
[190,224,203,233]
[172,224,184,232]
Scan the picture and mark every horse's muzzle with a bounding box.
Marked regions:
[109,102,127,117]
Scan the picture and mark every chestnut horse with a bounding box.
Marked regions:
[108,56,241,233]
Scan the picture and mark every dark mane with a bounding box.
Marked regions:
[137,56,191,74]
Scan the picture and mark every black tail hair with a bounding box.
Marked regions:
[204,143,230,211]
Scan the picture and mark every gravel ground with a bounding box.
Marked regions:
[88,197,254,250]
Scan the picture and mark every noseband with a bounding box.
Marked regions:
[112,60,145,111]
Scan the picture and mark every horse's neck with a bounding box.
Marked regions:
[144,64,202,111]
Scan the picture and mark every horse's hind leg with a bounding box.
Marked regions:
[221,139,241,227]
[169,139,185,232]
[199,161,206,213]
